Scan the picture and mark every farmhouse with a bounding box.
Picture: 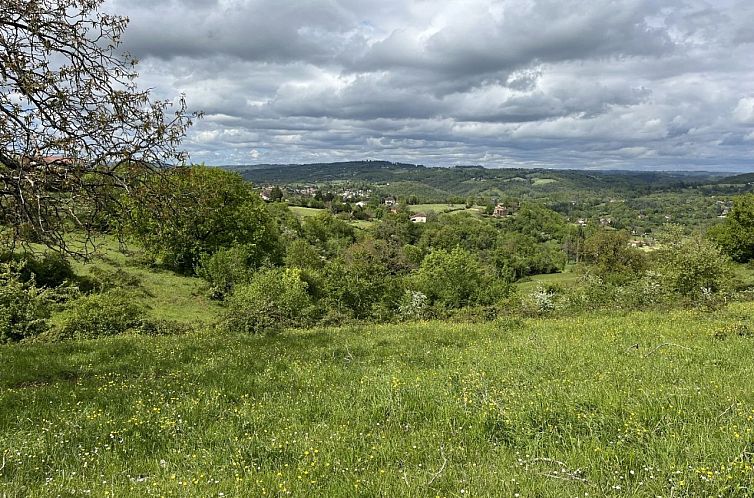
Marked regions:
[492,204,508,217]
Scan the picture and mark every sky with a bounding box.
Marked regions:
[108,0,754,171]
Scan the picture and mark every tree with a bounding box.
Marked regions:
[222,268,314,334]
[413,247,504,309]
[0,1,193,256]
[128,166,281,273]
[707,194,754,262]
[656,234,732,299]
[582,230,645,284]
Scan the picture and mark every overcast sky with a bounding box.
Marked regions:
[109,0,754,170]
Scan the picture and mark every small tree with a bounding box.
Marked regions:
[1,1,193,256]
[413,247,501,309]
[707,194,754,262]
[222,268,313,334]
[128,166,282,273]
[656,234,732,301]
[0,261,51,343]
[582,230,645,284]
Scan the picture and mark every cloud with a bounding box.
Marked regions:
[109,0,754,170]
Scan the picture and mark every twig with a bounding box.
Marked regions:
[718,403,737,419]
[426,446,448,486]
[642,342,691,358]
[523,457,589,483]
[624,343,640,353]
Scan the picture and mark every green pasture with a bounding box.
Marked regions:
[3,304,754,496]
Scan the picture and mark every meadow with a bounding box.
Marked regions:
[3,303,754,496]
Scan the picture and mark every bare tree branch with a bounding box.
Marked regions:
[0,0,196,257]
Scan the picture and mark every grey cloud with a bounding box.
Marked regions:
[110,0,754,170]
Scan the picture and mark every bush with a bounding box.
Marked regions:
[655,235,733,303]
[221,268,314,334]
[0,251,76,288]
[56,291,144,339]
[398,290,430,321]
[198,244,257,298]
[413,247,507,309]
[0,261,51,343]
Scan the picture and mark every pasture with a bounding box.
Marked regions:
[3,304,754,496]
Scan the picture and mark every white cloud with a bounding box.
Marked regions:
[733,97,754,125]
[110,0,754,170]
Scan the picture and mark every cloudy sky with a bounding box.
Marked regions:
[109,0,754,170]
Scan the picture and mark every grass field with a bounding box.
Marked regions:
[288,206,326,218]
[407,204,467,214]
[3,304,754,496]
[516,269,581,292]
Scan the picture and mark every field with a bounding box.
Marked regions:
[288,206,325,218]
[516,269,581,292]
[3,304,754,496]
[407,204,467,214]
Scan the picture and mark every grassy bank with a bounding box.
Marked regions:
[2,304,754,496]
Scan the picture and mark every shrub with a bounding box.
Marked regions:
[56,291,144,339]
[0,251,76,288]
[0,262,51,343]
[398,290,430,321]
[221,268,314,334]
[517,285,559,317]
[198,244,257,298]
[413,247,506,309]
[655,235,733,302]
[321,240,406,320]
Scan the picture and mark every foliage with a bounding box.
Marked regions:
[197,244,258,298]
[221,268,314,334]
[418,213,497,255]
[509,203,567,242]
[0,251,77,288]
[655,234,733,301]
[0,0,192,255]
[494,232,565,280]
[284,239,324,270]
[0,262,52,343]
[302,213,356,258]
[413,247,506,309]
[128,166,282,273]
[322,241,405,320]
[397,290,430,321]
[56,291,144,340]
[708,194,754,262]
[582,229,646,284]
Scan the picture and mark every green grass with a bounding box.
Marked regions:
[31,236,222,326]
[289,206,326,218]
[732,262,754,290]
[516,269,581,292]
[349,220,376,230]
[3,304,754,496]
[407,203,467,214]
[532,178,558,186]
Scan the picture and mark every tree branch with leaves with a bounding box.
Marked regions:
[0,0,196,256]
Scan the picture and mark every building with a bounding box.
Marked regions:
[492,204,508,217]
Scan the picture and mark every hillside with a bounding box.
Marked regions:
[3,305,754,496]
[233,161,728,199]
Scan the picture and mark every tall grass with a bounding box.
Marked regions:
[2,304,754,496]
